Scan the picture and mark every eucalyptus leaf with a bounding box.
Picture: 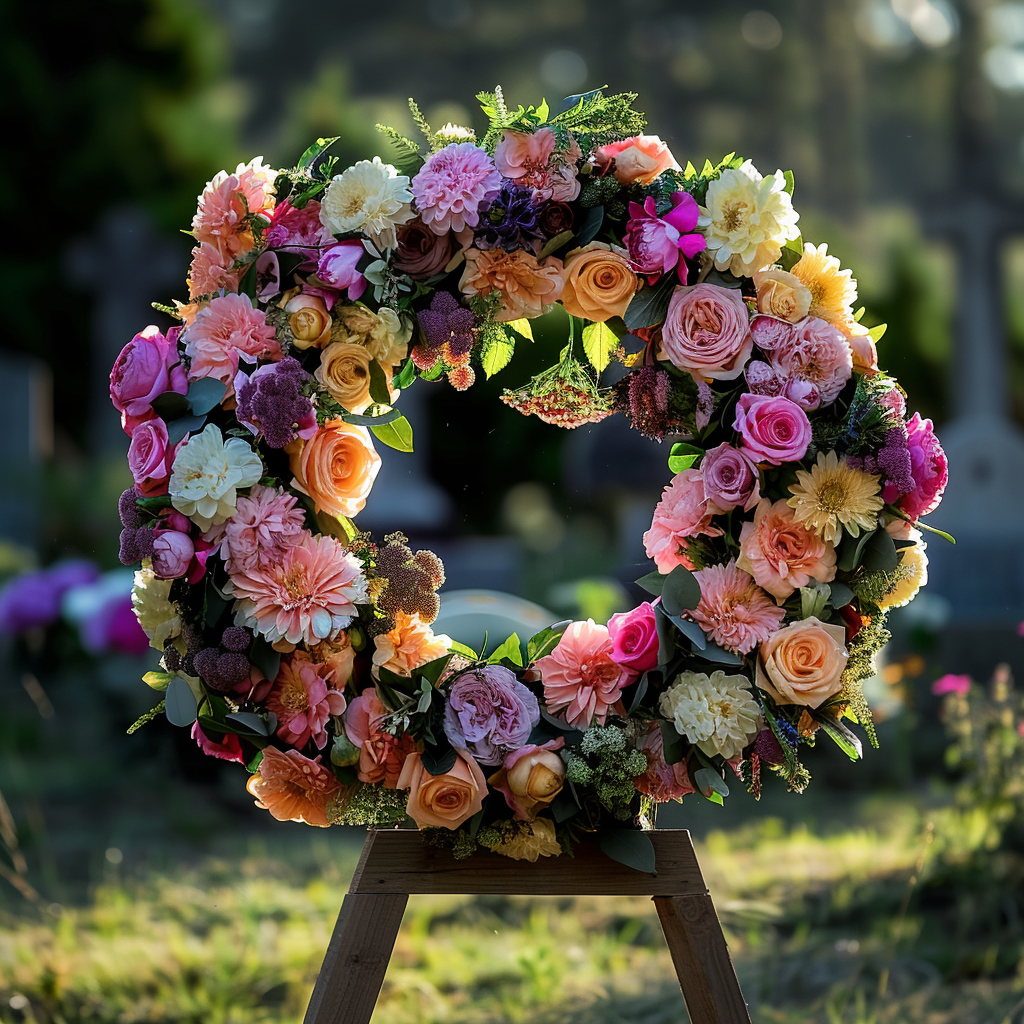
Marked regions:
[151,391,191,421]
[225,711,272,737]
[623,273,676,330]
[165,677,198,728]
[599,829,657,875]
[661,564,702,615]
[249,640,281,684]
[669,614,707,651]
[829,582,855,608]
[655,606,676,667]
[635,570,666,597]
[341,408,403,427]
[694,767,730,800]
[696,642,743,666]
[859,528,899,573]
[626,672,650,714]
[166,415,206,446]
[659,720,687,765]
[421,745,458,776]
[187,377,227,416]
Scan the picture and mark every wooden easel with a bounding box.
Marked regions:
[303,829,751,1024]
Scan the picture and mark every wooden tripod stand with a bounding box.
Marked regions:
[303,828,751,1024]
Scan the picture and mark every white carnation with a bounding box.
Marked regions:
[320,157,414,250]
[131,566,181,651]
[169,424,263,531]
[659,670,763,761]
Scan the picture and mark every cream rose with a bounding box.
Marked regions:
[290,419,381,518]
[332,304,410,365]
[755,616,848,708]
[283,290,332,350]
[560,242,639,323]
[659,282,753,381]
[488,746,566,820]
[753,268,811,323]
[316,342,374,412]
[398,750,488,830]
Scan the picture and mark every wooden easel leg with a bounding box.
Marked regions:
[654,894,751,1024]
[303,892,409,1024]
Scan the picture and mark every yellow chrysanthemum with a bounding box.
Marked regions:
[878,531,928,610]
[787,451,884,545]
[791,243,858,333]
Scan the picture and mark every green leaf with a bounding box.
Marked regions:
[859,528,899,573]
[371,415,414,452]
[838,527,878,573]
[225,711,273,737]
[249,640,281,684]
[526,621,570,663]
[368,360,392,405]
[142,671,174,692]
[297,136,340,172]
[668,442,704,474]
[448,639,479,659]
[782,169,795,195]
[661,564,702,615]
[635,570,666,597]
[659,720,687,765]
[506,318,534,342]
[868,322,887,343]
[800,584,831,620]
[655,606,676,667]
[480,328,516,378]
[599,829,657,874]
[421,745,458,776]
[394,358,416,390]
[535,98,550,122]
[537,229,575,259]
[166,415,206,446]
[415,653,454,687]
[575,205,605,247]
[814,713,863,761]
[667,613,706,651]
[623,273,677,330]
[829,581,855,608]
[696,642,743,666]
[187,377,227,416]
[581,321,618,374]
[488,633,524,667]
[165,677,198,728]
[151,391,191,421]
[694,767,730,800]
[551,786,581,823]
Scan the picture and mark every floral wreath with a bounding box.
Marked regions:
[111,88,948,869]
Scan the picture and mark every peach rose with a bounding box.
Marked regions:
[594,135,680,185]
[488,739,566,820]
[847,325,878,375]
[560,242,640,323]
[460,247,564,321]
[315,342,374,412]
[283,290,332,350]
[659,283,753,381]
[290,418,381,518]
[398,749,488,830]
[756,616,849,708]
[753,269,811,323]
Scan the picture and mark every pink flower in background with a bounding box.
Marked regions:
[127,418,176,497]
[643,469,723,574]
[206,484,306,575]
[151,529,195,580]
[184,293,282,388]
[109,326,188,435]
[898,413,948,519]
[607,601,660,675]
[534,619,629,728]
[734,393,812,465]
[659,283,753,381]
[191,722,245,763]
[495,127,582,202]
[689,560,785,653]
[345,688,419,787]
[317,241,367,300]
[701,443,761,514]
[412,142,501,234]
[265,199,334,256]
[268,652,347,750]
[932,674,972,697]
[187,242,241,299]
[1018,621,1024,638]
[634,724,694,802]
[593,135,680,185]
[624,192,706,279]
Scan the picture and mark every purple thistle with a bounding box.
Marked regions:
[236,357,314,449]
[475,180,544,253]
[120,526,156,565]
[417,291,476,358]
[194,647,250,692]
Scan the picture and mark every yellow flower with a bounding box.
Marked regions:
[878,530,928,610]
[486,818,562,862]
[790,243,858,333]
[787,451,884,545]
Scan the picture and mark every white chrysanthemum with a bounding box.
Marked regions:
[698,160,800,277]
[169,424,263,531]
[131,566,181,651]
[319,157,414,249]
[433,122,477,146]
[879,529,929,610]
[659,670,762,760]
[489,819,562,862]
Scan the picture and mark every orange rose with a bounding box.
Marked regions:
[397,750,488,830]
[560,242,639,323]
[315,342,375,412]
[755,616,848,708]
[753,268,811,322]
[488,746,566,820]
[283,290,332,349]
[290,419,381,518]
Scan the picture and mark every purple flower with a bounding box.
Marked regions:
[475,180,544,253]
[443,665,540,766]
[417,291,476,359]
[701,443,761,514]
[878,426,915,500]
[151,530,195,580]
[624,192,705,280]
[235,358,317,449]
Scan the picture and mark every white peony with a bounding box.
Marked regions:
[659,670,762,761]
[131,566,181,651]
[319,157,415,250]
[698,160,800,277]
[169,424,263,531]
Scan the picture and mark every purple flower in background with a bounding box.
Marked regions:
[475,180,544,253]
[417,291,476,360]
[0,560,100,633]
[235,357,317,449]
[443,665,540,766]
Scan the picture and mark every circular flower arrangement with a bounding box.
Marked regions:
[112,89,949,868]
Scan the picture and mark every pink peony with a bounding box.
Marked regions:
[151,529,195,580]
[265,199,334,256]
[751,315,852,409]
[634,724,694,802]
[412,142,501,235]
[643,469,724,575]
[624,192,706,280]
[534,618,629,728]
[607,601,660,676]
[192,158,276,262]
[344,688,418,787]
[733,393,812,465]
[184,293,282,388]
[227,531,368,645]
[701,442,761,514]
[660,283,753,381]
[109,326,188,435]
[689,560,785,653]
[593,135,680,185]
[494,127,582,202]
[191,722,245,764]
[317,241,367,300]
[127,418,176,497]
[206,484,306,575]
[899,413,948,519]
[737,498,837,603]
[188,242,241,299]
[267,652,347,751]
[932,673,971,697]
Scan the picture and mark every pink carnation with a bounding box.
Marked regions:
[268,652,347,751]
[188,242,241,300]
[494,127,582,202]
[642,469,723,575]
[412,142,501,235]
[624,192,706,280]
[184,292,282,389]
[751,315,852,409]
[733,393,812,465]
[899,413,948,519]
[634,724,694,802]
[689,560,785,654]
[265,199,334,256]
[534,619,629,728]
[206,484,306,575]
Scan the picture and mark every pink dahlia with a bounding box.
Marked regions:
[494,128,582,202]
[899,413,948,519]
[227,531,368,645]
[689,560,785,654]
[534,618,629,728]
[634,724,694,802]
[205,484,306,575]
[265,199,334,256]
[267,651,347,751]
[625,192,706,280]
[184,292,282,388]
[412,142,501,235]
[642,469,724,575]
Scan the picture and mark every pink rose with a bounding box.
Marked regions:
[733,393,812,465]
[393,218,455,279]
[151,529,195,580]
[659,283,753,381]
[594,135,680,185]
[701,443,761,514]
[607,601,659,675]
[317,241,367,300]
[109,326,188,435]
[488,738,566,820]
[127,418,176,497]
[634,724,694,802]
[642,469,723,574]
[624,192,706,280]
[899,413,948,519]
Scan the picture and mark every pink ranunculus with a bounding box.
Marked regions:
[317,241,367,300]
[733,393,812,465]
[701,443,761,514]
[534,619,629,728]
[265,199,334,256]
[642,469,724,575]
[494,127,582,202]
[151,529,195,580]
[594,135,680,185]
[607,601,660,676]
[900,413,948,519]
[109,326,188,435]
[344,689,418,788]
[659,283,753,381]
[932,673,972,697]
[127,418,176,497]
[191,722,245,763]
[624,192,706,280]
[634,724,694,802]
